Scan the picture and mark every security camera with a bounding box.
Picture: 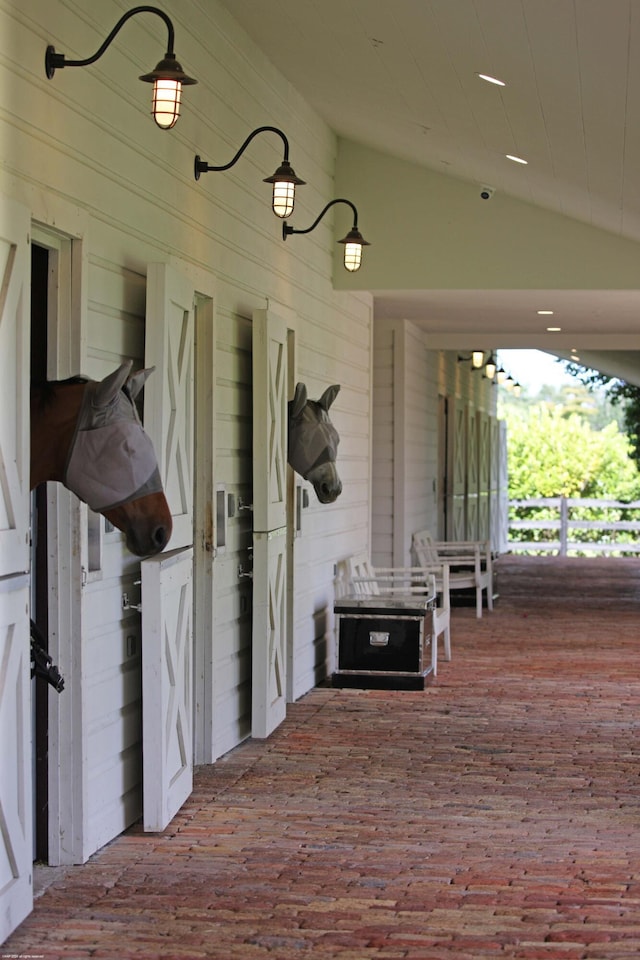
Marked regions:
[480,186,495,200]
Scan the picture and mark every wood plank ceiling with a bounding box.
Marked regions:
[220,0,640,380]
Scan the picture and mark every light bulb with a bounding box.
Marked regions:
[343,241,363,272]
[272,180,295,218]
[152,78,181,129]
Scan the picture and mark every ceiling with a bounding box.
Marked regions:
[220,0,640,383]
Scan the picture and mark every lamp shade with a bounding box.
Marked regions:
[471,350,484,369]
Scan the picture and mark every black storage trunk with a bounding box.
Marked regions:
[333,594,434,690]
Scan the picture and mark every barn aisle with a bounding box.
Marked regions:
[6,555,640,959]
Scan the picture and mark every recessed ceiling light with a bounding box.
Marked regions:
[506,154,528,164]
[537,310,554,315]
[546,326,562,332]
[477,72,506,87]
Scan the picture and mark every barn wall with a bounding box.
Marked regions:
[371,324,394,566]
[2,0,371,861]
[372,318,439,568]
[371,320,497,568]
[437,350,500,544]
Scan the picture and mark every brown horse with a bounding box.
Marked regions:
[31,361,172,557]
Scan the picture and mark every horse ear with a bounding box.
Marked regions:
[317,384,340,411]
[290,382,308,418]
[94,361,134,408]
[126,365,156,400]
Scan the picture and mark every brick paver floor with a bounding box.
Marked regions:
[4,555,640,959]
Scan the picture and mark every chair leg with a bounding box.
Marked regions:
[443,622,452,661]
[476,586,483,619]
[487,584,494,611]
[431,618,438,677]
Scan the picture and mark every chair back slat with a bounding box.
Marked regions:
[411,530,441,568]
[348,553,380,596]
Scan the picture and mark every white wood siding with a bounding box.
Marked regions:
[287,296,372,697]
[1,0,372,865]
[372,320,440,568]
[401,326,439,566]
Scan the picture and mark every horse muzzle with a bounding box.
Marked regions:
[311,470,342,504]
[124,520,172,557]
[103,492,173,558]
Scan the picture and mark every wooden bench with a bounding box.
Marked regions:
[411,529,493,620]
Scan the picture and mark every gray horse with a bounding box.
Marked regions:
[288,382,342,503]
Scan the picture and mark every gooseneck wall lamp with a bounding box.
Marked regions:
[458,350,522,395]
[45,5,197,129]
[458,350,485,369]
[484,353,497,380]
[194,126,305,219]
[282,198,370,272]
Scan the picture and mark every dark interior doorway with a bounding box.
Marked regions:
[31,241,49,863]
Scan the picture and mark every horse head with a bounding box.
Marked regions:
[287,382,342,504]
[31,361,172,557]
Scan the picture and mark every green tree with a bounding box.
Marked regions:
[504,403,640,551]
[504,404,640,500]
[503,379,626,431]
[560,361,640,468]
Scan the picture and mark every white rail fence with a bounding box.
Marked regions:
[509,497,640,555]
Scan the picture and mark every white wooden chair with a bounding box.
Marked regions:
[338,553,451,676]
[411,529,493,620]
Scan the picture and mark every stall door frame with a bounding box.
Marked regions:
[30,216,86,867]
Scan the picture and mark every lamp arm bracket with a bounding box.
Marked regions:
[46,5,175,76]
[198,125,290,174]
[283,197,358,238]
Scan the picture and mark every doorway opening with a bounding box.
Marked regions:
[30,241,49,862]
[30,224,75,864]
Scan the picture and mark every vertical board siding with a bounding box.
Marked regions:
[438,352,498,542]
[371,324,394,565]
[371,327,497,568]
[2,0,372,861]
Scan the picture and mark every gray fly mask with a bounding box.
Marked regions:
[64,361,163,512]
[288,382,342,503]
